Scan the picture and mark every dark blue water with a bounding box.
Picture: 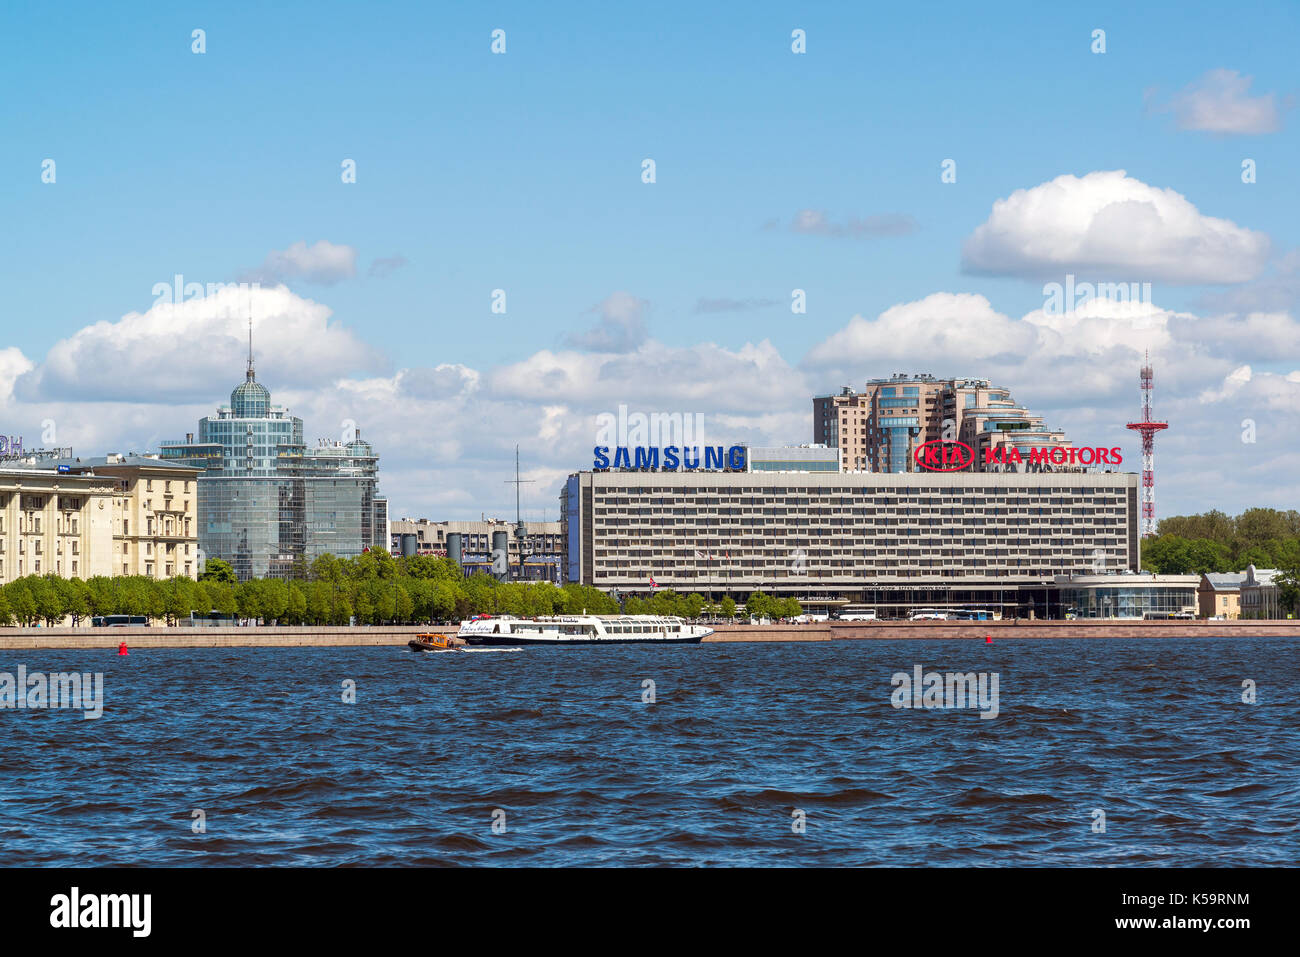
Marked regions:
[2,639,1296,866]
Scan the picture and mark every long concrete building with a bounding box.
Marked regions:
[562,467,1143,618]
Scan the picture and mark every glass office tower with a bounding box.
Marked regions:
[161,353,386,580]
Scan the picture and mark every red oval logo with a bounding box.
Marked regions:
[914,439,974,472]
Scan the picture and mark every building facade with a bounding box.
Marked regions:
[0,469,116,581]
[160,352,386,580]
[1240,565,1284,619]
[814,374,1070,473]
[390,518,564,582]
[52,455,203,579]
[1198,572,1246,619]
[1057,574,1199,619]
[563,468,1140,617]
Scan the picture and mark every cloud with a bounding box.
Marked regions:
[10,278,1300,522]
[13,284,386,404]
[1161,69,1284,135]
[368,255,408,279]
[693,297,780,313]
[564,291,649,352]
[243,240,359,286]
[777,209,918,239]
[961,170,1270,284]
[1195,249,1300,315]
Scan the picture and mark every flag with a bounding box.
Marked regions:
[649,576,658,589]
[695,550,707,560]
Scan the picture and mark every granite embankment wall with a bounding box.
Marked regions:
[1,619,1297,649]
[0,626,430,649]
[703,619,1300,640]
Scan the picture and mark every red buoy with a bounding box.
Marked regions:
[118,641,129,656]
[985,634,992,644]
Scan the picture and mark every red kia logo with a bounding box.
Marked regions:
[914,439,974,472]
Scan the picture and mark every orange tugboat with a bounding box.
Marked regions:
[408,633,457,652]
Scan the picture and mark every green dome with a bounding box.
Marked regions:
[231,371,270,417]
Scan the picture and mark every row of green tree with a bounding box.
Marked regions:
[1146,508,1300,575]
[0,551,801,626]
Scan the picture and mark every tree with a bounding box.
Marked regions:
[163,577,198,625]
[260,578,290,624]
[4,580,36,626]
[394,583,414,623]
[57,577,92,626]
[198,558,237,584]
[684,593,705,619]
[237,580,265,623]
[1276,563,1300,618]
[32,576,68,626]
[720,597,737,620]
[286,582,308,624]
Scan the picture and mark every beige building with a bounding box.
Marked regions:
[814,374,1070,473]
[94,457,202,578]
[0,468,116,582]
[1198,573,1245,619]
[2,454,202,581]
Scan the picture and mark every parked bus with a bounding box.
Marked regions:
[91,615,148,627]
[908,608,951,620]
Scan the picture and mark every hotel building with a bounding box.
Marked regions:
[562,468,1142,618]
[814,373,1068,473]
[160,348,387,580]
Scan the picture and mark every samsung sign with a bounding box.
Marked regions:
[594,445,747,471]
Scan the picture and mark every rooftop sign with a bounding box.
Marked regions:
[594,445,747,471]
[915,440,1124,472]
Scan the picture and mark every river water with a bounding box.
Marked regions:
[2,638,1295,866]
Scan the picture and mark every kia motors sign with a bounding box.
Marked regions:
[914,439,974,472]
[914,440,1124,472]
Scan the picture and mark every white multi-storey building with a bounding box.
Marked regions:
[563,469,1141,618]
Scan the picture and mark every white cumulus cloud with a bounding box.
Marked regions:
[961,170,1270,284]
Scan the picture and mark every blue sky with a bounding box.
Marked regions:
[2,1,1298,521]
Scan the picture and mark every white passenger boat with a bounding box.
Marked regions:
[458,614,712,646]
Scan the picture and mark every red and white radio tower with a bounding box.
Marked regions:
[1125,351,1169,538]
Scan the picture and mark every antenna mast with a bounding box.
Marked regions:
[1125,351,1169,537]
[504,445,535,581]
